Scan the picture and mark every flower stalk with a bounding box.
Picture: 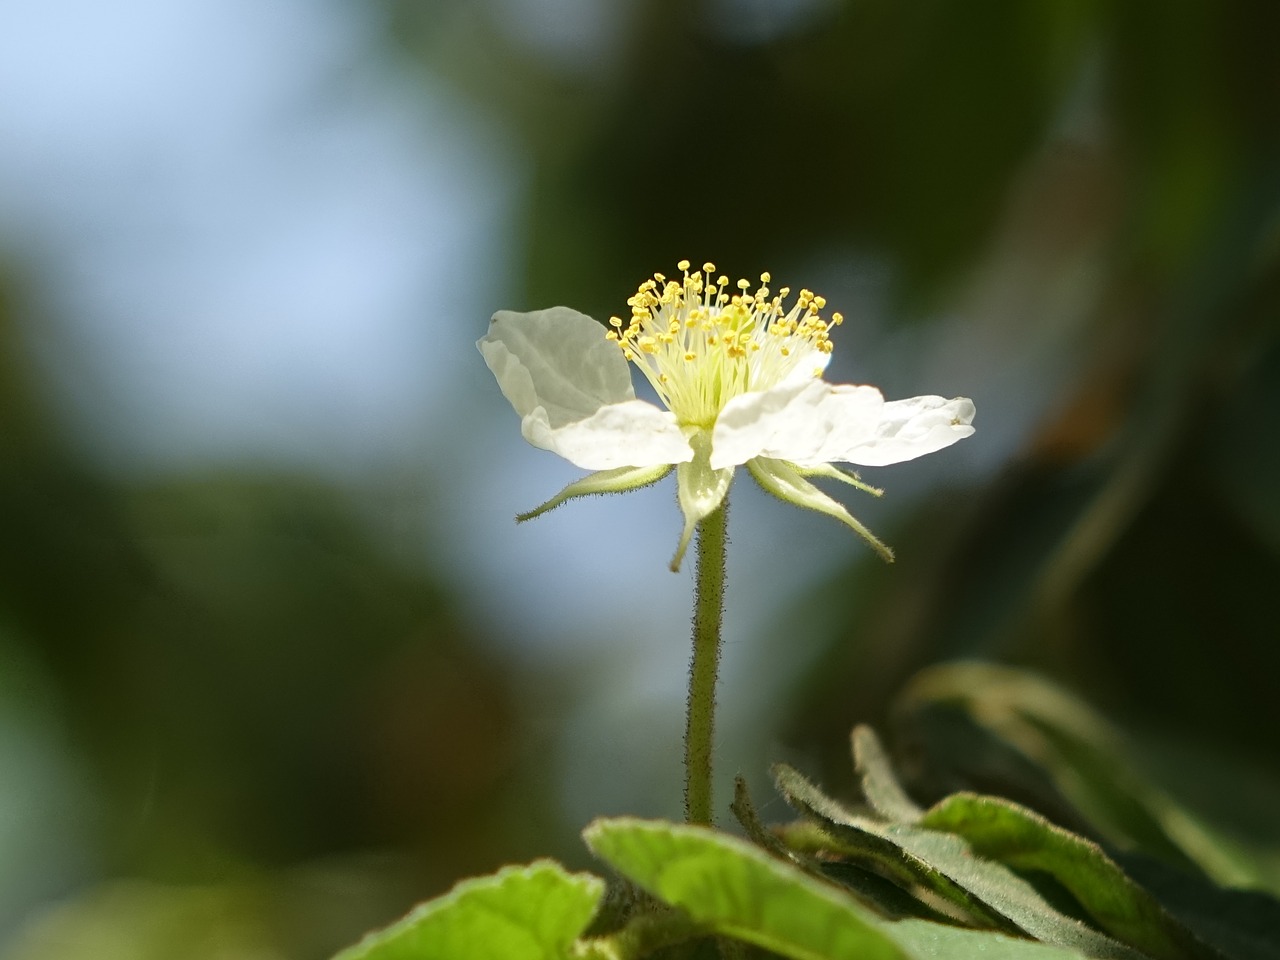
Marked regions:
[478,259,975,825]
[685,497,728,826]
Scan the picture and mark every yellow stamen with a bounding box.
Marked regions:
[610,260,842,427]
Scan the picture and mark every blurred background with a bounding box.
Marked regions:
[2,0,1278,956]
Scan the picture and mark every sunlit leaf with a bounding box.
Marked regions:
[888,919,1098,960]
[584,816,909,960]
[774,768,1013,931]
[332,860,603,960]
[921,792,1211,960]
[584,817,1122,960]
[773,765,1145,959]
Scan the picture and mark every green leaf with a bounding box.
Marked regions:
[584,817,1115,960]
[888,919,1098,960]
[773,765,1147,959]
[921,792,1213,960]
[583,816,909,960]
[332,860,604,960]
[1116,854,1280,960]
[852,725,924,823]
[774,765,1026,933]
[896,663,1268,889]
[730,774,809,864]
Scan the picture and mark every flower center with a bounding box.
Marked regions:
[606,260,842,428]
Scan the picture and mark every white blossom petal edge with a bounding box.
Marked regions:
[478,262,975,570]
[478,307,693,471]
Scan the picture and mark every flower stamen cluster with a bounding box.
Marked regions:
[606,259,842,428]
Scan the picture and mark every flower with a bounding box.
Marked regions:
[478,260,975,571]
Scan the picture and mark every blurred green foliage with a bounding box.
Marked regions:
[0,274,566,952]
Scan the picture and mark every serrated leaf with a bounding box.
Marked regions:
[773,765,1146,959]
[921,792,1213,960]
[332,860,603,960]
[583,816,909,960]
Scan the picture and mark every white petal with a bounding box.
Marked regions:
[839,394,976,467]
[709,380,885,469]
[522,399,693,470]
[477,307,635,426]
[711,380,974,469]
[479,307,691,470]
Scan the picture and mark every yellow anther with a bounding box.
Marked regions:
[831,312,844,325]
[614,262,843,426]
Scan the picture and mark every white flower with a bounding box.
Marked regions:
[479,260,975,571]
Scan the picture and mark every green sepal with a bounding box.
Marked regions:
[747,458,894,562]
[516,464,673,523]
[796,463,884,497]
[671,431,733,572]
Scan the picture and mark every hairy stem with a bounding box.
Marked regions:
[684,497,728,826]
